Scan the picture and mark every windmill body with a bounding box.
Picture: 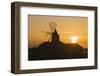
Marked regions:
[51,29,60,48]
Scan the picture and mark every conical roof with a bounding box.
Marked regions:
[53,29,58,35]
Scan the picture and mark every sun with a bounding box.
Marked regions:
[70,36,78,43]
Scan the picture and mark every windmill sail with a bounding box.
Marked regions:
[41,21,57,42]
[49,21,57,33]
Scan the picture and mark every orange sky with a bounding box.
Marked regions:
[28,15,88,48]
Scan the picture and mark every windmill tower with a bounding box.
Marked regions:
[49,22,60,46]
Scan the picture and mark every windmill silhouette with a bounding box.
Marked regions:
[42,21,60,46]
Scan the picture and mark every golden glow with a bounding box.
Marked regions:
[28,15,88,48]
[70,36,78,43]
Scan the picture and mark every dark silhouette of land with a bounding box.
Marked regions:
[28,29,88,60]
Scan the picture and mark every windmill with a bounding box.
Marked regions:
[41,21,57,42]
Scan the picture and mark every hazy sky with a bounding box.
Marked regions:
[28,15,88,48]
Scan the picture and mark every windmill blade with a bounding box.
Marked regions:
[41,31,52,37]
[49,21,57,32]
[41,31,52,42]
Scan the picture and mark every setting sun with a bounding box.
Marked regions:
[70,36,78,43]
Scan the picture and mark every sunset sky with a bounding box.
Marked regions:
[28,15,88,48]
